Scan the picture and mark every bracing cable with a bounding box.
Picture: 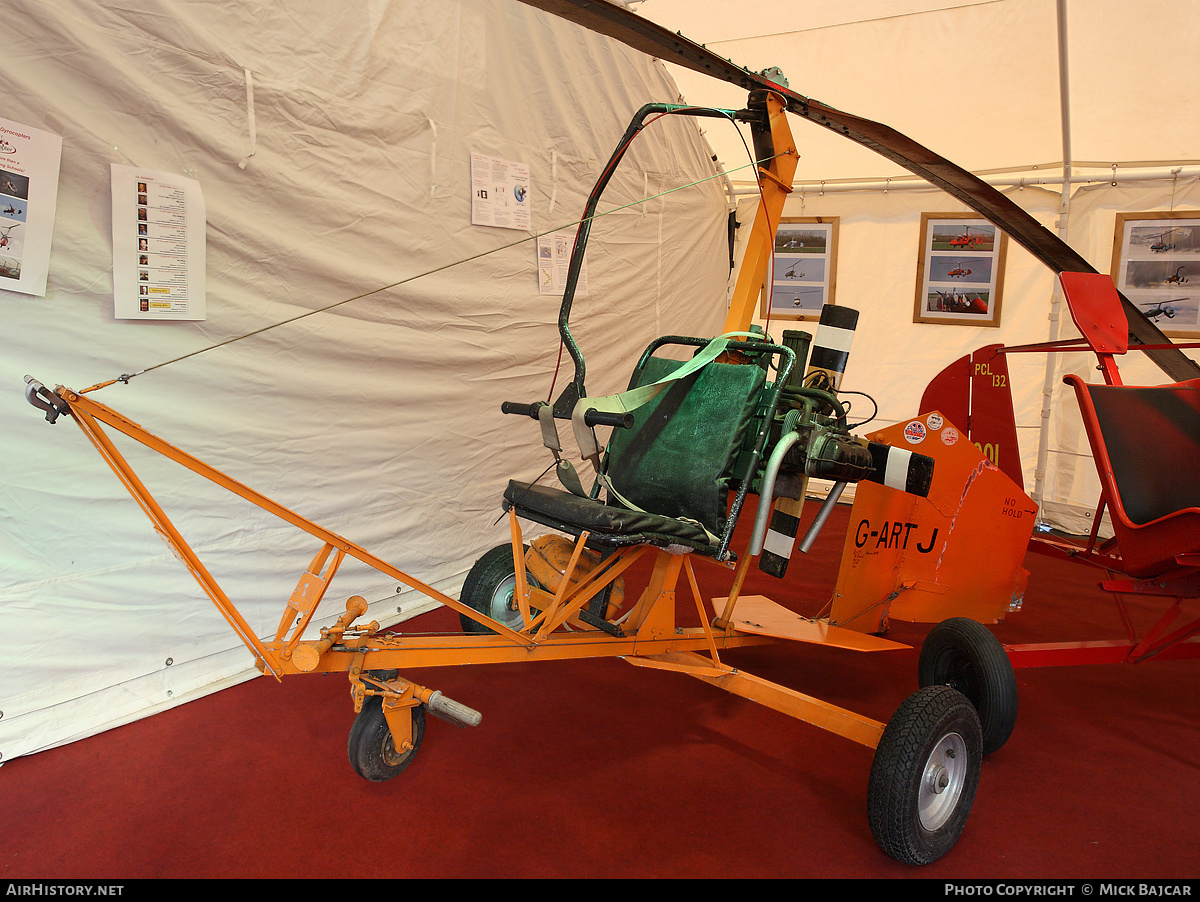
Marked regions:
[81,148,774,396]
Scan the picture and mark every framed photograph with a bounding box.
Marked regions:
[913,213,1008,327]
[762,216,838,320]
[1112,211,1200,337]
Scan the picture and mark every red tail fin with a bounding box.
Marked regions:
[920,343,1024,491]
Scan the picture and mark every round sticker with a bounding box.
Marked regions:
[903,420,927,444]
[942,426,960,445]
[926,413,944,431]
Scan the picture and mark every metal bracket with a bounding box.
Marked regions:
[23,376,71,424]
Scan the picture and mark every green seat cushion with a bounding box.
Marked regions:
[603,356,766,536]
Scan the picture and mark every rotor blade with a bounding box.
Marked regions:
[515,0,1200,382]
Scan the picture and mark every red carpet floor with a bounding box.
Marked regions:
[1,503,1197,880]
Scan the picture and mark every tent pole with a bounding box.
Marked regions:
[1032,0,1075,516]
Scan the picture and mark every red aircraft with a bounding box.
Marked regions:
[948,227,987,248]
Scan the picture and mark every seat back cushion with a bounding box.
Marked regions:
[603,355,766,536]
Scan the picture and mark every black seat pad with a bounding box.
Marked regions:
[503,480,714,551]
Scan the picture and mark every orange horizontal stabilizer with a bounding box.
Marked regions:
[718,595,910,652]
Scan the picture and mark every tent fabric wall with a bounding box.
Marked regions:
[0,0,732,762]
[640,0,1065,179]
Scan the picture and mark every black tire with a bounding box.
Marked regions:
[868,685,983,866]
[347,695,425,782]
[459,543,536,634]
[918,617,1018,755]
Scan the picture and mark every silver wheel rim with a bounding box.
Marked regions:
[918,730,968,831]
[489,574,523,628]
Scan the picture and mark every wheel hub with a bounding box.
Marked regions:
[918,732,968,831]
[928,765,950,793]
[490,574,522,626]
[381,733,412,767]
[940,652,975,697]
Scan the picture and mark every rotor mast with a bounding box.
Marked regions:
[723,90,798,335]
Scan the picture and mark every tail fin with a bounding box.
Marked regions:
[919,343,1023,490]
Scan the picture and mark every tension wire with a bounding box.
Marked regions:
[82,154,773,395]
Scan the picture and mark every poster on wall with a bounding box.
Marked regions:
[1112,211,1200,337]
[537,229,586,296]
[111,164,206,321]
[761,216,838,321]
[470,153,531,231]
[913,213,1007,327]
[0,117,63,297]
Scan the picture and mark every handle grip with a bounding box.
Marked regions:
[582,408,634,429]
[424,690,483,728]
[500,400,545,419]
[501,400,633,429]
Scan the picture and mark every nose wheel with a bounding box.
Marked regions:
[347,694,426,782]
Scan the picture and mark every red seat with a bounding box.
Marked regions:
[1065,374,1200,578]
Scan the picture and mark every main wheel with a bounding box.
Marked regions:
[460,543,537,634]
[347,695,425,782]
[868,685,982,866]
[918,617,1017,755]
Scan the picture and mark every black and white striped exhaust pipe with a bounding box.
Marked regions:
[805,304,859,392]
[794,442,936,555]
[759,305,858,578]
[863,441,935,498]
[758,440,937,564]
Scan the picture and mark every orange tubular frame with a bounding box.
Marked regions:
[50,382,892,750]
